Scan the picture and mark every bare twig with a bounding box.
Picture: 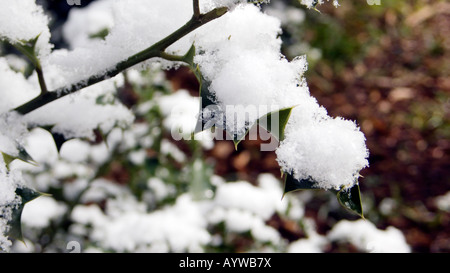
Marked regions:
[14,7,228,115]
[193,0,201,18]
[35,65,48,94]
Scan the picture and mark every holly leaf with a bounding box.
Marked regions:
[231,122,255,150]
[40,125,73,153]
[1,152,15,168]
[231,106,295,150]
[193,66,219,134]
[283,173,318,199]
[258,106,294,142]
[283,173,365,218]
[1,145,37,170]
[17,146,36,165]
[336,183,364,218]
[52,132,72,153]
[183,46,224,135]
[6,187,47,241]
[182,44,197,68]
[12,35,41,68]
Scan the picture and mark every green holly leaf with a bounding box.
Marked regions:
[283,173,318,198]
[6,187,47,241]
[232,129,250,151]
[182,44,197,68]
[17,146,36,165]
[336,183,364,218]
[231,120,255,150]
[258,106,294,142]
[232,106,295,150]
[283,173,364,218]
[52,132,72,153]
[12,35,41,68]
[1,152,15,168]
[1,145,37,171]
[182,46,223,136]
[40,125,73,153]
[193,67,218,134]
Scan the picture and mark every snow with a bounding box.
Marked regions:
[0,112,29,157]
[62,0,115,49]
[42,0,193,89]
[60,139,92,163]
[200,0,270,13]
[288,235,327,253]
[0,0,374,253]
[193,5,286,124]
[128,149,146,165]
[157,90,214,149]
[0,0,52,58]
[24,75,135,141]
[265,1,306,26]
[277,117,369,190]
[147,177,176,202]
[21,196,67,229]
[300,0,340,9]
[79,178,131,204]
[0,58,40,115]
[288,219,327,253]
[193,4,369,189]
[213,176,285,220]
[435,191,450,212]
[206,174,288,245]
[160,139,187,163]
[379,197,398,215]
[67,172,295,252]
[1,0,368,192]
[158,91,200,134]
[328,219,411,253]
[71,194,211,252]
[22,128,58,165]
[0,160,25,252]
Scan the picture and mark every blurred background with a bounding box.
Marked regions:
[9,0,448,252]
[275,0,450,252]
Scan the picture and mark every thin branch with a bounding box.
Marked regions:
[193,0,201,18]
[9,36,48,94]
[14,7,228,115]
[159,52,186,63]
[35,65,48,94]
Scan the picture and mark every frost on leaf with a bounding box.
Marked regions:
[0,0,53,58]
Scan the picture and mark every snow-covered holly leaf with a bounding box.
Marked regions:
[193,67,218,134]
[232,106,294,150]
[283,173,317,196]
[6,187,47,241]
[40,125,73,153]
[183,45,223,135]
[232,127,250,151]
[258,106,294,142]
[336,183,364,218]
[12,35,41,68]
[283,173,364,218]
[51,131,72,153]
[1,145,37,170]
[18,146,36,164]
